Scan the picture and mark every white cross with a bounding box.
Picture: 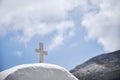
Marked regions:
[35,42,48,63]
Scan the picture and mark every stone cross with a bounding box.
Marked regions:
[35,42,48,63]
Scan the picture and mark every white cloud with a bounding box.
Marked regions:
[16,51,23,57]
[48,35,64,51]
[0,0,77,50]
[1,0,119,52]
[82,0,120,52]
[48,21,75,51]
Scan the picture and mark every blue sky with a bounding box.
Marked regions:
[0,0,120,71]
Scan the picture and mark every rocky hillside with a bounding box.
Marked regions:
[70,50,120,80]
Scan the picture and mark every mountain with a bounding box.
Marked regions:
[0,63,78,80]
[70,50,120,80]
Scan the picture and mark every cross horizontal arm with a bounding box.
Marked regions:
[43,51,48,55]
[35,49,40,53]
